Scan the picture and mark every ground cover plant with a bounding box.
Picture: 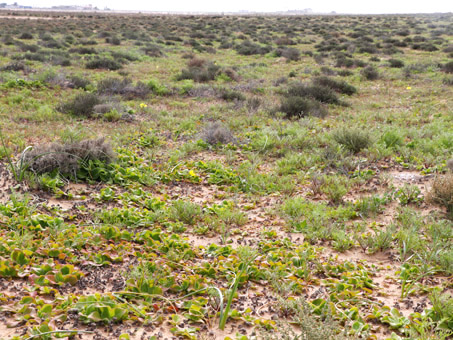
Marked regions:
[0,10,452,340]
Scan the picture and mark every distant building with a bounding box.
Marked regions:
[51,4,96,10]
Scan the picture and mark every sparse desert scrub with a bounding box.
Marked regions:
[0,11,452,340]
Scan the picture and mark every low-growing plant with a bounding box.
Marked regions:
[86,58,122,70]
[361,66,379,80]
[333,128,373,154]
[200,122,235,145]
[170,200,202,225]
[312,76,357,95]
[388,58,405,68]
[428,174,453,218]
[381,130,403,148]
[259,297,350,340]
[177,59,220,83]
[279,96,327,119]
[22,138,115,177]
[286,82,340,105]
[57,92,101,117]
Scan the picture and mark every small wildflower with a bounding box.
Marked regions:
[406,86,412,90]
[139,103,148,108]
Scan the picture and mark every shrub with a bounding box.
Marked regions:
[222,68,240,81]
[320,66,336,75]
[200,122,235,145]
[412,43,438,51]
[142,44,164,57]
[18,32,33,40]
[69,46,96,54]
[187,57,206,68]
[259,298,349,340]
[287,83,340,104]
[333,128,372,154]
[97,77,150,99]
[337,69,353,77]
[428,174,453,218]
[170,200,202,225]
[388,58,405,68]
[1,61,26,72]
[275,47,300,61]
[361,66,379,80]
[380,130,403,148]
[279,96,327,119]
[235,40,271,55]
[177,62,220,83]
[23,138,114,176]
[312,76,357,95]
[57,93,101,117]
[106,36,121,45]
[147,79,170,96]
[335,57,354,68]
[219,88,245,102]
[18,43,40,52]
[86,58,122,70]
[443,61,453,74]
[97,77,132,95]
[93,101,127,115]
[68,75,91,90]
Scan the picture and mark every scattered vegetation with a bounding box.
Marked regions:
[0,11,451,340]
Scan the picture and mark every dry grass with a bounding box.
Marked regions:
[22,138,114,175]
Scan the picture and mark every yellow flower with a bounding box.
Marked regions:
[406,86,412,90]
[189,170,196,177]
[139,103,148,108]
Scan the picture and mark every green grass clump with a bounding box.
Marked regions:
[333,128,373,154]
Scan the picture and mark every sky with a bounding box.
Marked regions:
[11,0,453,14]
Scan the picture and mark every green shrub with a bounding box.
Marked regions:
[312,76,357,95]
[86,58,122,70]
[147,79,170,96]
[275,47,300,61]
[333,128,373,154]
[279,96,327,119]
[177,61,220,83]
[219,88,245,102]
[19,32,33,40]
[57,93,100,117]
[235,40,271,55]
[361,66,379,80]
[286,83,340,104]
[170,200,202,225]
[443,61,453,74]
[380,130,403,148]
[142,44,164,57]
[68,75,91,90]
[388,58,405,68]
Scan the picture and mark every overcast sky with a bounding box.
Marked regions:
[12,0,453,14]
